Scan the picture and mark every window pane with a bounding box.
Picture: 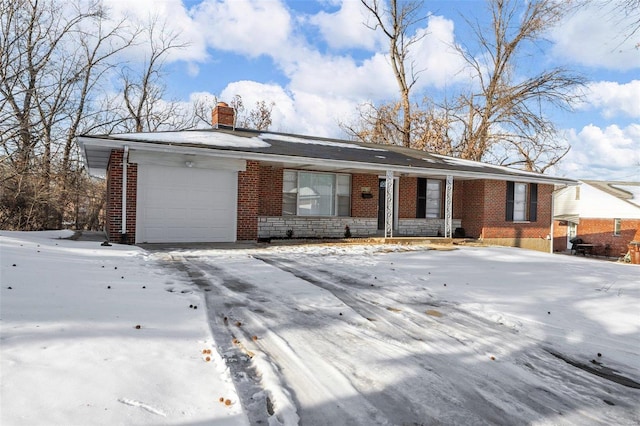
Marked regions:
[283,170,297,193]
[282,171,298,215]
[337,175,350,195]
[282,193,297,216]
[336,175,351,216]
[614,218,621,235]
[282,171,351,217]
[298,172,335,216]
[513,183,527,221]
[337,195,350,216]
[426,180,441,218]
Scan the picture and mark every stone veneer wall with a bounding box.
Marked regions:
[258,217,379,239]
[397,218,462,237]
[258,217,462,239]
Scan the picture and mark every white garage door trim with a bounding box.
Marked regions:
[136,163,238,243]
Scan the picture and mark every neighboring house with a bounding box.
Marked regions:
[79,102,575,251]
[553,180,640,256]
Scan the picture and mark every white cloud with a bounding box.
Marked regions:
[561,124,640,180]
[410,15,468,89]
[308,0,381,50]
[287,51,396,102]
[191,0,292,58]
[550,2,640,71]
[101,0,209,63]
[218,80,359,138]
[284,14,465,105]
[580,80,640,119]
[220,81,296,129]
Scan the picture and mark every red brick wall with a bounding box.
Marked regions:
[399,177,417,218]
[457,180,486,239]
[571,218,640,256]
[553,220,570,252]
[457,180,554,244]
[480,181,553,239]
[351,173,379,218]
[452,181,463,218]
[258,165,283,216]
[106,149,137,244]
[237,160,260,240]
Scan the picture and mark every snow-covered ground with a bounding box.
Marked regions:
[2,232,639,425]
[1,231,248,426]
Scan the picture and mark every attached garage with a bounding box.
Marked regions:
[132,152,245,243]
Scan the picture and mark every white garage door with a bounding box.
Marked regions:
[136,164,237,243]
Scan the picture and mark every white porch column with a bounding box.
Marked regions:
[385,170,394,238]
[444,175,453,238]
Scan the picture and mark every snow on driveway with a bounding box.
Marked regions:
[166,244,640,426]
[2,232,639,426]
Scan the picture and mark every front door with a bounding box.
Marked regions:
[378,178,397,230]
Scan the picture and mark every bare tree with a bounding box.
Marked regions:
[353,0,586,173]
[192,94,275,131]
[0,0,137,229]
[360,0,426,148]
[342,99,453,154]
[230,95,275,131]
[605,0,640,45]
[118,15,193,132]
[450,0,586,171]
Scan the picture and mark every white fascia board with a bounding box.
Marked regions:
[79,136,576,186]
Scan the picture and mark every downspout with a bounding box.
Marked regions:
[549,191,554,254]
[121,145,129,242]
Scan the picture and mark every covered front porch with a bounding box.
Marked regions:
[256,167,463,240]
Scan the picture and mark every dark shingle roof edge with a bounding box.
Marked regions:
[78,127,577,185]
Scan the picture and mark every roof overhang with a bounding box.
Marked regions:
[554,214,580,224]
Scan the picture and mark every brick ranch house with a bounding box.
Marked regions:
[553,180,640,256]
[78,103,576,252]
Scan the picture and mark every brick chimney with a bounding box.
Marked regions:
[212,102,235,128]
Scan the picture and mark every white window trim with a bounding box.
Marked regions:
[420,179,443,219]
[284,170,351,217]
[513,182,528,222]
[613,218,621,236]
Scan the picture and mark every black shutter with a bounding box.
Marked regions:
[417,178,426,218]
[506,181,514,222]
[529,183,538,222]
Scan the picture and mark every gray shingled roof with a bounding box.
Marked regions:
[78,127,576,185]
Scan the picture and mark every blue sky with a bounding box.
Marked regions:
[105,0,639,181]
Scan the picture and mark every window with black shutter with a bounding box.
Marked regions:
[506,182,538,222]
[506,182,515,222]
[416,178,442,218]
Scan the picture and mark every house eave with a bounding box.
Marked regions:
[78,135,577,186]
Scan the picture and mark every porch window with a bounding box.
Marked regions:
[506,182,538,222]
[282,170,351,216]
[614,218,621,236]
[416,178,443,218]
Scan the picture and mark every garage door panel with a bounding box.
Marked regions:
[136,164,237,243]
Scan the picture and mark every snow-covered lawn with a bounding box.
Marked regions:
[2,231,639,425]
[1,231,247,426]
